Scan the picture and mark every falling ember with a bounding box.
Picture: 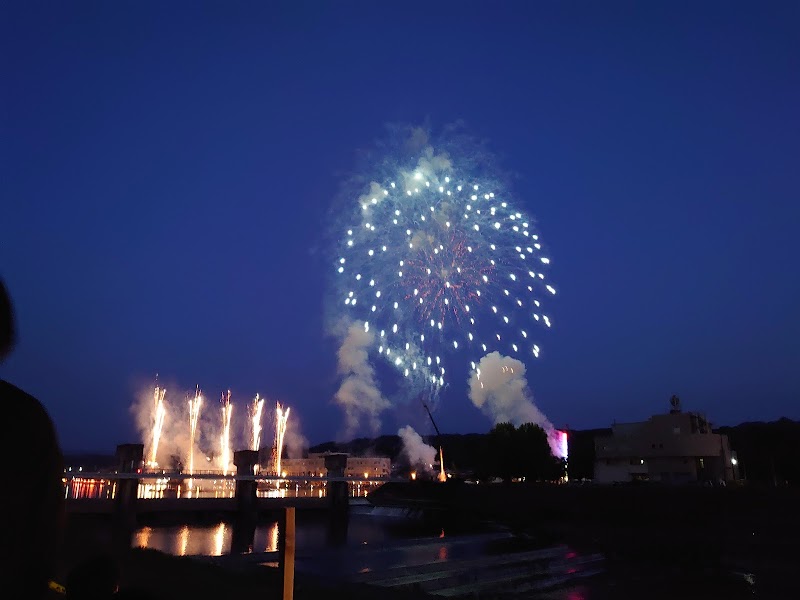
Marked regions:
[438,446,446,482]
[148,380,166,468]
[273,402,290,478]
[188,387,203,486]
[219,390,233,476]
[250,394,265,452]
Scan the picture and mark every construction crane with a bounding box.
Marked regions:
[421,398,447,482]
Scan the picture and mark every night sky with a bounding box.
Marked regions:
[2,2,798,453]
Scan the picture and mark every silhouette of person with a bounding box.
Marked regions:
[0,279,65,598]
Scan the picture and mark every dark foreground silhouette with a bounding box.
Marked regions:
[0,279,64,599]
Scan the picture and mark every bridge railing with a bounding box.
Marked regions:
[62,471,411,501]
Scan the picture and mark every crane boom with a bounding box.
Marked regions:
[421,400,441,438]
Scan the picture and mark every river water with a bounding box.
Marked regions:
[132,501,495,560]
[128,502,610,598]
[125,501,764,599]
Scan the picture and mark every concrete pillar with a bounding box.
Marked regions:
[323,453,349,546]
[113,443,143,551]
[231,450,259,554]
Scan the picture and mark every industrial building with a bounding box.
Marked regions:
[594,396,739,484]
[276,453,390,478]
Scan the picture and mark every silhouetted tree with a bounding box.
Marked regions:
[487,422,517,481]
[481,422,564,482]
[515,423,563,481]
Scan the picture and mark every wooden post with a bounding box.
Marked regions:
[279,507,295,600]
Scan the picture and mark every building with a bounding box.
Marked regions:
[344,456,391,479]
[275,453,391,478]
[278,455,326,477]
[594,396,739,484]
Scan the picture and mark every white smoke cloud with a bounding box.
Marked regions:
[358,181,386,209]
[333,321,391,438]
[468,351,560,455]
[406,127,429,152]
[283,411,309,459]
[417,145,452,174]
[398,425,437,471]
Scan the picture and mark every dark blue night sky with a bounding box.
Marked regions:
[2,2,798,453]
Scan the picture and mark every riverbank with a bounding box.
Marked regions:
[53,483,794,599]
[368,480,800,597]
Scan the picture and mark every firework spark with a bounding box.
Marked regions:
[219,390,233,476]
[188,386,203,485]
[148,380,166,468]
[250,394,265,451]
[334,132,555,395]
[273,402,290,477]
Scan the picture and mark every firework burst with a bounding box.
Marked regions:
[333,129,555,397]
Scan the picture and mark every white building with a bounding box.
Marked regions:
[594,396,739,484]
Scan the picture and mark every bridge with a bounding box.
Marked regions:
[64,470,396,516]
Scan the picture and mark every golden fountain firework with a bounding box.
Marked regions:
[219,390,233,476]
[187,386,203,486]
[273,402,290,477]
[250,393,265,451]
[148,380,166,468]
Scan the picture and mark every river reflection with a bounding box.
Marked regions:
[134,522,280,556]
[131,506,456,558]
[66,478,380,499]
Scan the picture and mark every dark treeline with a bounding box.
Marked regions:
[312,423,563,481]
[717,417,800,485]
[310,418,800,485]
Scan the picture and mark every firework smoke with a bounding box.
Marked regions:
[333,322,391,438]
[283,411,309,459]
[398,425,437,472]
[468,351,559,455]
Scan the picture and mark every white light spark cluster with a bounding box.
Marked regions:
[335,154,554,389]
